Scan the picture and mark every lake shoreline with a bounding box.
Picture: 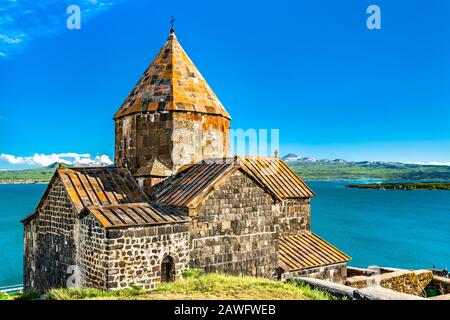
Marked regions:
[0,182,48,185]
[3,178,450,185]
[346,181,450,191]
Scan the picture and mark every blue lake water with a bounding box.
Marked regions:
[0,181,449,287]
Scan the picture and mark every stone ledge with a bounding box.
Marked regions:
[293,277,427,300]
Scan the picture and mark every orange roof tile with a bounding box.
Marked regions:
[57,167,149,213]
[114,32,231,120]
[279,233,351,271]
[87,202,189,229]
[154,157,314,208]
[23,166,188,229]
[239,157,315,199]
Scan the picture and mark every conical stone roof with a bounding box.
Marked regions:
[134,157,174,178]
[114,32,231,120]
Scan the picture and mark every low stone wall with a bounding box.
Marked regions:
[347,266,377,277]
[346,270,433,297]
[285,263,347,284]
[294,277,427,300]
[429,276,450,295]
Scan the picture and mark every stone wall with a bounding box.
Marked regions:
[23,218,38,290]
[78,214,108,289]
[430,276,450,295]
[278,198,311,236]
[346,269,433,296]
[104,223,190,290]
[114,111,230,173]
[25,190,190,293]
[23,177,78,294]
[189,170,279,278]
[284,263,347,284]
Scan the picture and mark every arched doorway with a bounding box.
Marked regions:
[161,255,175,283]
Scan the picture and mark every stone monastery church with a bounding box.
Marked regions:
[22,28,350,293]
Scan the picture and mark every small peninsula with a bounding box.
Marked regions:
[346,181,450,191]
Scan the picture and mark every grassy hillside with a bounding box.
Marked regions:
[291,162,450,181]
[0,166,55,184]
[2,160,450,183]
[1,273,336,300]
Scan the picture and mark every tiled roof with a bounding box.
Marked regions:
[114,32,231,120]
[57,167,148,213]
[155,157,314,208]
[156,160,233,207]
[134,158,174,178]
[86,202,189,229]
[24,166,187,229]
[239,157,315,199]
[279,233,351,271]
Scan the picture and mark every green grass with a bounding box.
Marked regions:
[0,290,40,300]
[0,291,10,300]
[0,166,55,184]
[292,162,450,181]
[44,273,336,300]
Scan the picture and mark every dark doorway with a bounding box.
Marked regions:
[161,255,175,282]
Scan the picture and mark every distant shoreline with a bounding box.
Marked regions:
[0,181,48,185]
[2,178,450,185]
[346,181,450,191]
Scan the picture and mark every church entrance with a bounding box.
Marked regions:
[161,255,175,282]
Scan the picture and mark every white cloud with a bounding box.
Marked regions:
[0,152,113,167]
[0,32,24,44]
[0,0,124,57]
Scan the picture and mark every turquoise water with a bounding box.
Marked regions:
[0,184,47,287]
[309,181,450,270]
[0,181,449,286]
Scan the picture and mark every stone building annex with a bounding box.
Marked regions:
[22,29,351,293]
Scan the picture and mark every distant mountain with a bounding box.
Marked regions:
[282,153,303,161]
[283,154,450,181]
[45,162,74,169]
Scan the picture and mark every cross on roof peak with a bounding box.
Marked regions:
[170,16,175,34]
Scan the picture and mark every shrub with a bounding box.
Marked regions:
[0,291,10,300]
[13,289,40,300]
[181,268,204,278]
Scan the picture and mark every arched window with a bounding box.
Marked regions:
[161,255,175,282]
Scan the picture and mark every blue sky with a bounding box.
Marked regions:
[0,0,449,169]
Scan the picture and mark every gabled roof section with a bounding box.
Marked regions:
[86,202,189,229]
[154,157,314,208]
[239,157,315,199]
[23,166,188,229]
[114,32,231,120]
[57,167,148,213]
[134,157,174,178]
[155,160,234,208]
[279,232,351,271]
